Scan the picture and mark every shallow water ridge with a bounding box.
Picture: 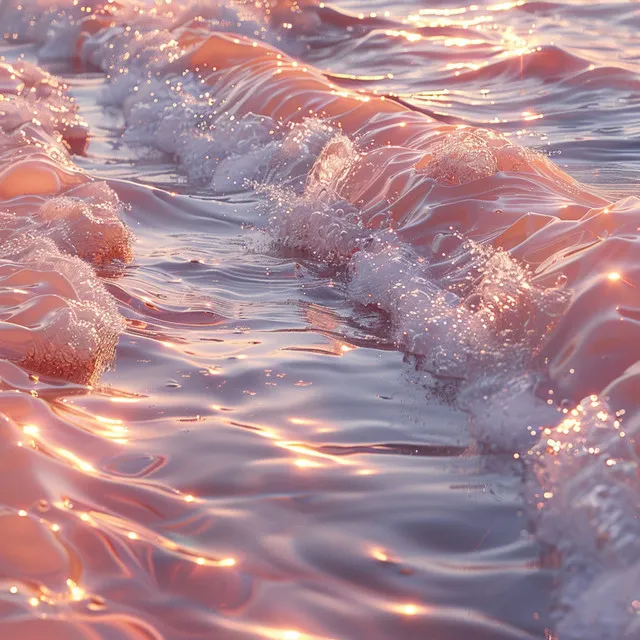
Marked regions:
[0,1,639,638]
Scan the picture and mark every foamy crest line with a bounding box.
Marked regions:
[0,60,132,383]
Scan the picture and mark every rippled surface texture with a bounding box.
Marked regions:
[0,1,638,638]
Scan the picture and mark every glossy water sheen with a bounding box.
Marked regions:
[0,1,638,639]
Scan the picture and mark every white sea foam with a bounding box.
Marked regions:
[0,55,131,382]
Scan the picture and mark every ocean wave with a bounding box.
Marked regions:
[0,59,132,383]
[1,0,639,637]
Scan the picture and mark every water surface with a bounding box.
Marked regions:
[0,1,638,638]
